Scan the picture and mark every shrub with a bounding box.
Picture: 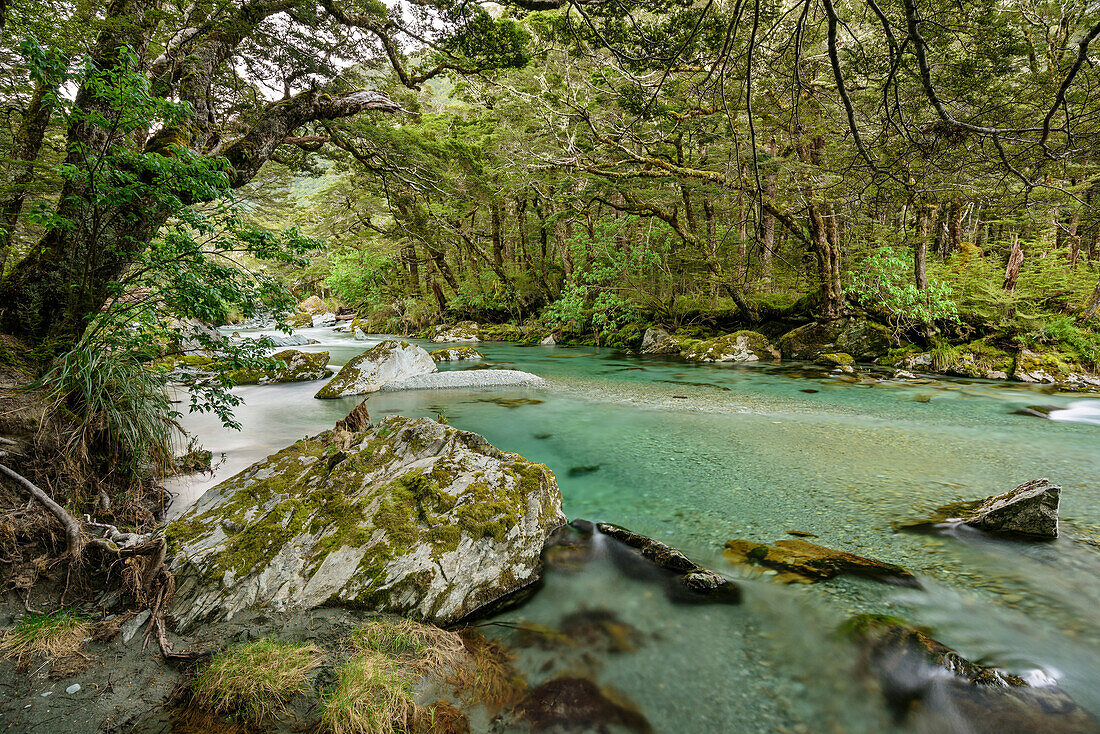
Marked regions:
[847,247,958,333]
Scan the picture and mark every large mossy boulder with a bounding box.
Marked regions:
[230,349,331,385]
[431,321,480,343]
[296,295,327,315]
[315,340,436,398]
[778,318,892,361]
[168,416,567,629]
[680,330,780,362]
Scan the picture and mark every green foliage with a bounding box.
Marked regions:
[1028,315,1100,368]
[326,250,395,310]
[38,340,180,482]
[847,247,959,331]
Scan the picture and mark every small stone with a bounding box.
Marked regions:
[121,610,150,643]
[65,684,81,695]
[40,691,52,697]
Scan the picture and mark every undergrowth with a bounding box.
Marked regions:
[0,612,91,664]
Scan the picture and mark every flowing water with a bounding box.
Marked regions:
[166,326,1100,733]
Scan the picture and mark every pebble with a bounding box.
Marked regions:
[40,691,51,697]
[66,684,81,694]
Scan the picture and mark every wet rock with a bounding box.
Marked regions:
[816,352,855,373]
[230,349,330,385]
[312,312,337,328]
[262,333,312,348]
[1015,348,1100,388]
[778,318,892,361]
[680,330,780,362]
[431,321,480,342]
[288,311,312,328]
[966,478,1060,538]
[640,327,679,355]
[429,347,483,362]
[589,521,741,604]
[540,334,557,346]
[897,479,1060,539]
[512,677,654,733]
[315,340,436,398]
[168,416,566,629]
[381,370,542,391]
[723,538,919,586]
[1012,405,1057,419]
[844,615,1100,734]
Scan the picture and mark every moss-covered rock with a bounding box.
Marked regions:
[289,311,313,328]
[315,341,436,398]
[430,321,479,343]
[930,340,1015,379]
[296,295,327,315]
[723,538,918,586]
[1013,347,1099,388]
[640,327,679,355]
[168,415,567,630]
[230,350,331,385]
[680,330,780,362]
[430,347,483,362]
[815,352,855,369]
[778,318,893,361]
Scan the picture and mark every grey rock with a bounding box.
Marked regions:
[641,327,679,355]
[539,334,556,346]
[66,684,81,695]
[315,340,436,398]
[778,318,892,361]
[965,478,1060,539]
[431,321,479,343]
[261,333,312,348]
[121,610,150,643]
[681,331,780,362]
[429,347,483,362]
[893,370,917,380]
[312,312,337,328]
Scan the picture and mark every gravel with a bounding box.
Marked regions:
[381,369,544,391]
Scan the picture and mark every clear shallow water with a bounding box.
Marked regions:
[167,326,1100,733]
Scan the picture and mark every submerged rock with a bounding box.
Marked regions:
[897,478,1060,539]
[578,521,741,604]
[640,326,679,355]
[844,615,1100,734]
[429,347,483,362]
[168,415,566,629]
[510,677,654,734]
[230,349,330,385]
[315,340,436,398]
[680,330,780,362]
[723,538,918,586]
[431,321,480,343]
[778,318,892,361]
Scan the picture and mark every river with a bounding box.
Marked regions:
[166,326,1100,733]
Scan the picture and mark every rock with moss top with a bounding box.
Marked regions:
[431,321,480,343]
[430,347,483,362]
[778,318,892,361]
[815,352,855,372]
[296,295,327,315]
[640,327,679,355]
[1014,348,1100,388]
[168,415,567,630]
[230,350,331,385]
[315,341,436,398]
[680,331,780,363]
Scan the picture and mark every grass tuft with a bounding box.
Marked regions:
[192,638,321,723]
[0,612,91,663]
[348,618,464,676]
[320,651,416,734]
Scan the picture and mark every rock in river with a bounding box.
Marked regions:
[168,415,567,629]
[724,537,919,586]
[680,330,780,362]
[230,349,331,385]
[429,347,483,362]
[640,326,679,355]
[896,478,1060,539]
[778,317,892,361]
[431,321,480,342]
[314,340,436,398]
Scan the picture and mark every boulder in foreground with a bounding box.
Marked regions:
[168,416,567,629]
[896,478,1060,539]
[315,340,436,398]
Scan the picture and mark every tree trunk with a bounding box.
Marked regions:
[1003,234,1024,291]
[915,204,929,290]
[1082,273,1100,321]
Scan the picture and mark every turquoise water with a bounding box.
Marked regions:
[167,327,1100,733]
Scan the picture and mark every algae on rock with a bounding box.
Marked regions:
[680,331,780,362]
[168,416,566,629]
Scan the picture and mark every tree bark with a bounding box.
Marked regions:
[1004,233,1024,291]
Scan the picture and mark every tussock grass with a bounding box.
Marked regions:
[192,638,321,723]
[320,651,416,734]
[0,612,91,663]
[349,618,464,676]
